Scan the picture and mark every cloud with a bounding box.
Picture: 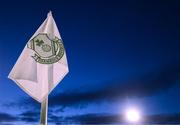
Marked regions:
[0,111,40,125]
[19,111,39,123]
[1,110,180,124]
[2,61,180,111]
[0,111,40,124]
[48,61,180,108]
[144,114,180,124]
[0,112,17,123]
[51,113,180,124]
[65,113,121,124]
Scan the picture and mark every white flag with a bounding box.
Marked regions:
[8,12,69,102]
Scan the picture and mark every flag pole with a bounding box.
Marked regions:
[40,63,52,125]
[40,11,52,125]
[40,97,48,125]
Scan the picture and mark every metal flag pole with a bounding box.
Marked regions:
[40,64,53,125]
[40,97,48,125]
[40,12,52,125]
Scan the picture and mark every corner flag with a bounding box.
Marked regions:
[9,12,68,103]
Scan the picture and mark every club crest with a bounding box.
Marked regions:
[27,33,64,64]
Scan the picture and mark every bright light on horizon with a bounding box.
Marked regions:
[125,108,141,123]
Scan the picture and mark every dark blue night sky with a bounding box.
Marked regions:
[0,0,180,124]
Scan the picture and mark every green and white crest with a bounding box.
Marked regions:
[27,33,64,64]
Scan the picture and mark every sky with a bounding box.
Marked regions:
[0,0,180,124]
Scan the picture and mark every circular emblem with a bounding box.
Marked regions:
[27,33,64,64]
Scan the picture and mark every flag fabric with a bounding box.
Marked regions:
[8,12,69,102]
